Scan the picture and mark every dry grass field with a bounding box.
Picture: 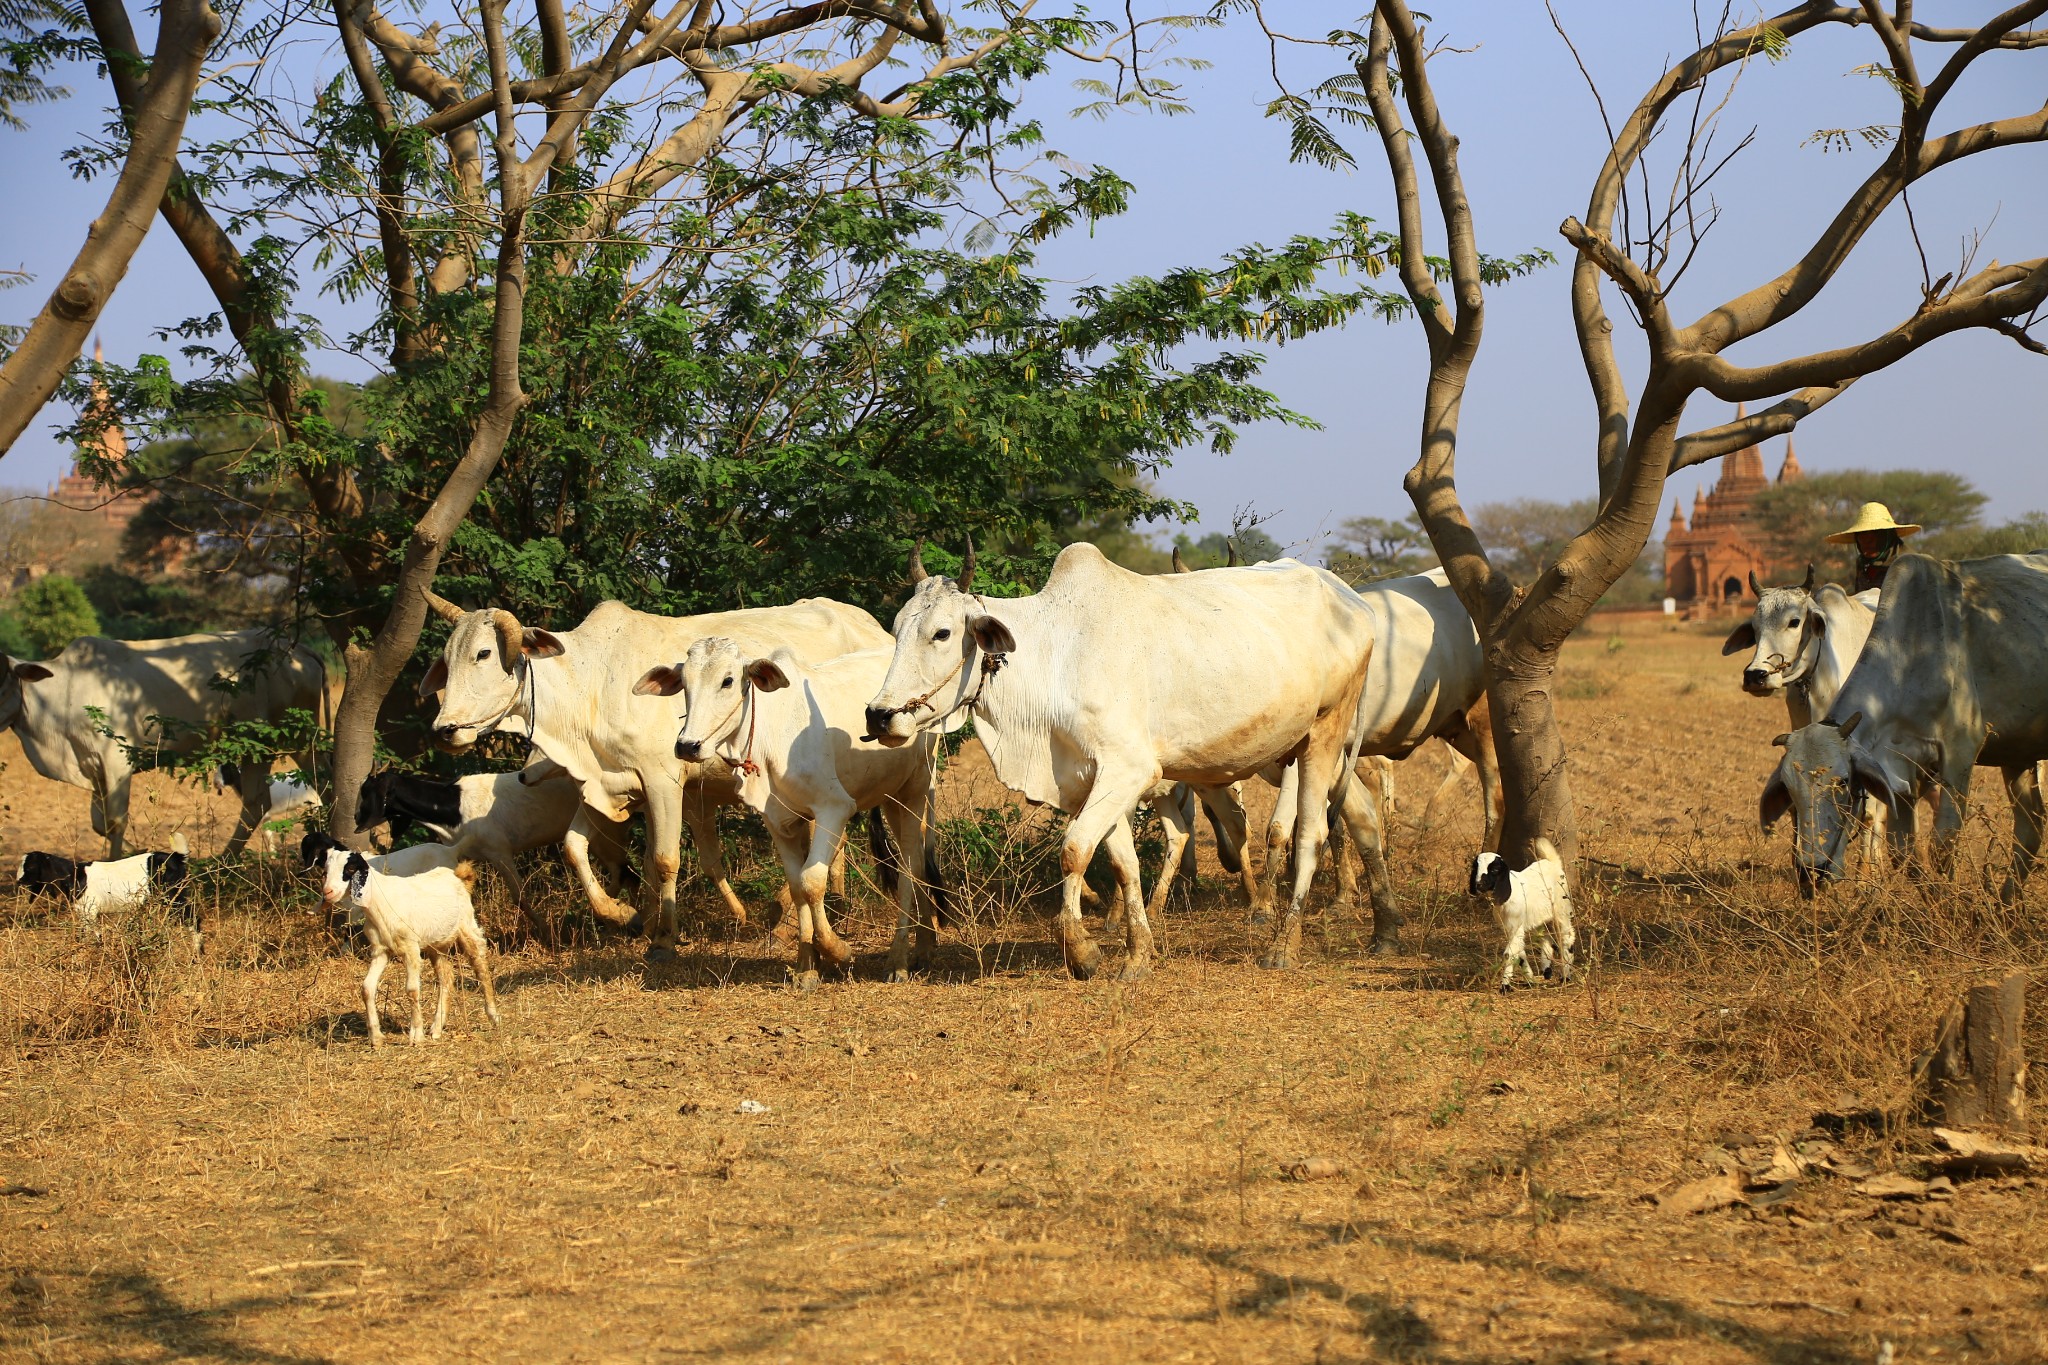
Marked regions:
[3,615,2045,1364]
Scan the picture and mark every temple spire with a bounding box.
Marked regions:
[1777,436,1803,484]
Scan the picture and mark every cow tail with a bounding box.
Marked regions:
[923,847,960,926]
[865,807,900,897]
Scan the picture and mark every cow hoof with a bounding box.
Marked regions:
[1258,950,1296,971]
[1118,958,1152,983]
[815,937,854,972]
[795,970,820,995]
[887,968,910,985]
[644,944,678,964]
[623,915,646,937]
[1367,933,1401,957]
[1065,944,1102,981]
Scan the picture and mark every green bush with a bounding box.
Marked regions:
[6,574,100,658]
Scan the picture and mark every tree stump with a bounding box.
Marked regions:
[1914,972,2029,1130]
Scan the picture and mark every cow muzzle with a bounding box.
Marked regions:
[1741,667,1777,695]
[433,724,476,753]
[675,737,705,761]
[864,706,911,747]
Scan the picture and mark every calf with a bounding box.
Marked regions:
[305,832,499,1047]
[16,838,196,950]
[1467,840,1575,992]
[634,639,943,989]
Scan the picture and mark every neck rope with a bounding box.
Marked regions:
[719,680,761,778]
[442,657,537,761]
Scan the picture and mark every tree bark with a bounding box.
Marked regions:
[1916,973,2029,1130]
[0,0,219,458]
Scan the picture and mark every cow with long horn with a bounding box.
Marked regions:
[420,594,891,959]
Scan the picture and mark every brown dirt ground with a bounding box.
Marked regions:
[2,615,2045,1364]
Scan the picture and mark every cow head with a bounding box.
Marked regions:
[0,657,54,731]
[1723,567,1822,696]
[418,590,564,752]
[632,637,792,763]
[865,540,1006,747]
[1760,711,1899,894]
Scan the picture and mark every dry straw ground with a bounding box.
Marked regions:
[2,617,2045,1364]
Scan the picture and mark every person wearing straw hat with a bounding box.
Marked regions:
[1825,502,1920,593]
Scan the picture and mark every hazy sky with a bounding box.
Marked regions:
[4,4,2044,554]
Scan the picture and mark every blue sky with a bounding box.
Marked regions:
[3,3,2043,553]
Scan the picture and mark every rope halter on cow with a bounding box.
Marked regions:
[718,677,761,778]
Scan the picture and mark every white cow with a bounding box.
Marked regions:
[634,639,943,990]
[1251,568,1501,951]
[1763,553,2048,900]
[1722,567,1879,728]
[865,541,1375,979]
[420,593,890,958]
[0,630,327,856]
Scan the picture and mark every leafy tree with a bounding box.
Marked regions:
[0,0,79,130]
[6,572,99,656]
[1325,512,1436,582]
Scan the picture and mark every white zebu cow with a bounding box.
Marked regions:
[1763,553,2048,900]
[420,593,890,958]
[865,541,1375,979]
[1724,567,1902,865]
[634,640,943,989]
[1722,567,1879,728]
[1252,568,1501,951]
[0,630,327,857]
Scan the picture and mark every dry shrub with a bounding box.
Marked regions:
[2,894,195,1044]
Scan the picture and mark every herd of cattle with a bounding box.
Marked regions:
[5,540,2046,1043]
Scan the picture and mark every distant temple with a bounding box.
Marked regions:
[48,337,148,531]
[1664,409,1802,609]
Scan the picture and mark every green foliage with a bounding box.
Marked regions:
[5,573,100,657]
[0,0,82,131]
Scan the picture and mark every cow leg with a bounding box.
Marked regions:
[1142,785,1194,930]
[224,762,273,859]
[640,784,687,962]
[1103,818,1154,981]
[101,771,135,859]
[1252,765,1300,926]
[1175,784,1200,884]
[1929,767,1972,880]
[1999,763,2044,904]
[682,785,748,927]
[1337,774,1401,953]
[828,827,849,901]
[430,951,454,1040]
[362,949,389,1049]
[563,809,637,927]
[881,795,932,983]
[804,807,855,977]
[1447,699,1503,852]
[1055,777,1152,981]
[1260,704,1355,971]
[767,817,827,993]
[1855,793,1890,879]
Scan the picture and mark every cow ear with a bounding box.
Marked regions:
[1720,622,1756,656]
[632,665,683,698]
[968,614,1016,654]
[417,658,448,699]
[523,628,566,659]
[1760,771,1792,830]
[12,663,52,682]
[1850,752,1896,807]
[1809,613,1826,636]
[745,659,791,693]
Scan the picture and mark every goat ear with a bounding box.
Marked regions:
[417,657,448,699]
[968,614,1016,654]
[1721,621,1757,656]
[1760,771,1792,830]
[12,663,52,682]
[632,665,683,698]
[523,628,565,659]
[745,658,791,693]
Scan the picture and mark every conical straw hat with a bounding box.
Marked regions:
[1824,502,1921,544]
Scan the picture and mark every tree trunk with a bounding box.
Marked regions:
[0,0,219,457]
[1916,973,2030,1130]
[1484,648,1580,870]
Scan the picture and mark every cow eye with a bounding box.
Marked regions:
[476,648,491,661]
[721,676,733,689]
[933,628,952,642]
[1787,618,1800,628]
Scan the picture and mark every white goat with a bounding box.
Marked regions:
[1467,839,1576,991]
[309,835,500,1047]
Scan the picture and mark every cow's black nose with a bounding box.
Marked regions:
[676,738,703,761]
[1742,668,1769,689]
[863,706,891,738]
[434,725,460,743]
